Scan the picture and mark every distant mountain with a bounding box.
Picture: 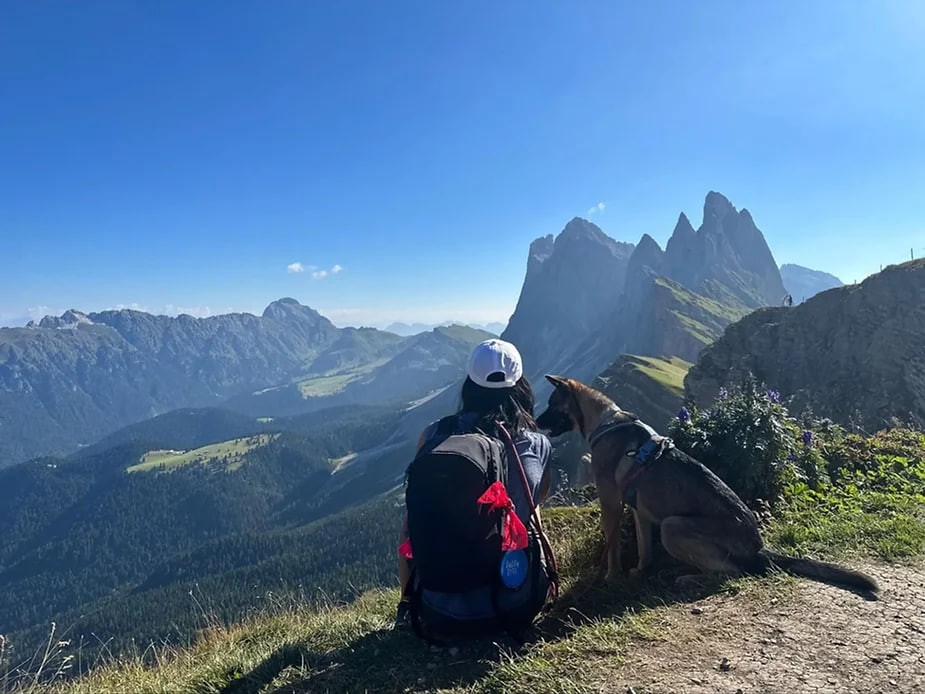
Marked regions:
[0,301,481,466]
[686,259,925,431]
[503,192,784,400]
[502,217,636,388]
[664,193,786,309]
[226,325,493,417]
[384,321,505,336]
[780,263,844,304]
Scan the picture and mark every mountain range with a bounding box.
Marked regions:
[503,191,786,402]
[0,303,489,466]
[384,321,506,336]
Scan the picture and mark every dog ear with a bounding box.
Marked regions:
[545,374,570,390]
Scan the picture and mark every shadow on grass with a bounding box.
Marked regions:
[219,540,731,693]
[219,625,517,694]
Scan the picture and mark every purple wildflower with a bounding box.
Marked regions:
[766,389,781,404]
[677,406,691,423]
[717,387,728,399]
[787,452,797,463]
[802,430,814,447]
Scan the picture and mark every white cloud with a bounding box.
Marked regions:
[312,264,343,280]
[287,262,306,273]
[587,201,606,215]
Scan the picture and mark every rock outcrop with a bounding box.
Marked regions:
[685,259,925,431]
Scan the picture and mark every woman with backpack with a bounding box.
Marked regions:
[397,338,557,641]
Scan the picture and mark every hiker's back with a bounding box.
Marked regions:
[403,413,555,641]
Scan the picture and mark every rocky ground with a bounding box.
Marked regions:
[603,563,924,694]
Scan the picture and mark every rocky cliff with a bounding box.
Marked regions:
[665,192,786,308]
[502,217,635,385]
[685,259,925,431]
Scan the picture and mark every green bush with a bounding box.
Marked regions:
[668,378,821,504]
[665,379,925,559]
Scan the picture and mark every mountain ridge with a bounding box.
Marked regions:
[0,302,485,466]
[504,192,784,399]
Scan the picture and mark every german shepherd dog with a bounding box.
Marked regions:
[536,375,879,596]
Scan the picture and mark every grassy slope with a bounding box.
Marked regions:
[126,435,279,473]
[654,276,751,350]
[630,355,691,398]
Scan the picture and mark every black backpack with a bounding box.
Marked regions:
[403,417,558,642]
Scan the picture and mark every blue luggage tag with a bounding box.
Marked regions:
[500,549,528,589]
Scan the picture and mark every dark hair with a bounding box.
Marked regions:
[459,375,537,435]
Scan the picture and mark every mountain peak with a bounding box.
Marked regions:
[36,309,94,329]
[262,298,321,321]
[703,191,736,224]
[558,217,607,244]
[780,264,844,303]
[636,233,662,254]
[528,234,555,265]
[673,212,696,238]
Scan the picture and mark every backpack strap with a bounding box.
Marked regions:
[496,424,560,605]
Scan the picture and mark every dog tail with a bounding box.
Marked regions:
[756,549,879,596]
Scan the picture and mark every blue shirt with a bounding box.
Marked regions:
[416,413,552,620]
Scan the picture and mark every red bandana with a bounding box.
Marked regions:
[397,482,529,559]
[477,481,529,551]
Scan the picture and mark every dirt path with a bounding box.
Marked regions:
[605,563,925,694]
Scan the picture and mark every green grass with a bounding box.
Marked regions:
[628,355,692,398]
[668,310,716,345]
[296,358,392,397]
[126,434,278,473]
[296,372,358,397]
[769,484,925,561]
[654,276,748,324]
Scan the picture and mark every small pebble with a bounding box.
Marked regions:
[690,607,704,615]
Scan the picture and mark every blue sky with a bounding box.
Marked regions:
[2,1,924,328]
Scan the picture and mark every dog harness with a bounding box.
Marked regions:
[588,416,674,505]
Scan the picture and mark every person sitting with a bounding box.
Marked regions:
[397,338,557,640]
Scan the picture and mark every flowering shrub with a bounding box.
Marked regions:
[668,378,824,504]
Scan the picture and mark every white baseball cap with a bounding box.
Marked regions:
[467,339,524,389]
